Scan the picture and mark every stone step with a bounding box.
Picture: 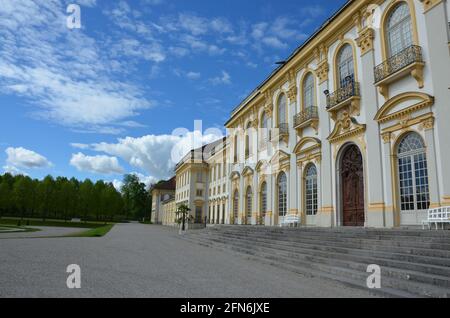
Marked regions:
[207,227,450,245]
[206,229,450,251]
[196,231,450,268]
[211,225,450,239]
[182,234,450,298]
[193,232,450,286]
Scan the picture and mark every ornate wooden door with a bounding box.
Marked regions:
[341,145,365,226]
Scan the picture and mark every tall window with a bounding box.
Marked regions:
[277,94,287,126]
[234,135,238,163]
[337,44,354,88]
[233,190,239,223]
[260,182,267,219]
[303,73,315,108]
[245,122,252,158]
[260,112,269,148]
[278,172,287,217]
[397,133,430,212]
[387,2,413,57]
[246,186,253,221]
[305,164,318,216]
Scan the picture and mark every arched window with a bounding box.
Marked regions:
[245,122,252,158]
[260,112,268,144]
[305,164,318,216]
[387,2,413,57]
[277,94,287,127]
[337,44,354,88]
[397,132,430,212]
[260,182,267,219]
[233,190,239,224]
[246,186,253,221]
[234,135,238,163]
[303,73,315,108]
[278,172,287,217]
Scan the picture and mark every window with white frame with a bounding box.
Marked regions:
[387,2,413,57]
[337,44,355,88]
[397,132,430,212]
[303,73,315,108]
[278,172,287,217]
[277,94,287,126]
[260,182,267,218]
[305,164,318,216]
[246,186,253,219]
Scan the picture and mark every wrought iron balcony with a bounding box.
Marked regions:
[294,106,319,129]
[374,45,423,83]
[326,81,360,110]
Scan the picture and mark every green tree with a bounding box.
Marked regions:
[121,174,150,220]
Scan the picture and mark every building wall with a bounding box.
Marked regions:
[221,0,450,228]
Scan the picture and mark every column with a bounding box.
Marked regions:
[316,59,333,228]
[381,133,395,228]
[419,0,450,205]
[424,122,441,207]
[357,26,385,228]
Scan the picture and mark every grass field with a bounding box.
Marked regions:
[0,217,115,238]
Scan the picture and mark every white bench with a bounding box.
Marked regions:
[280,214,300,228]
[422,207,450,230]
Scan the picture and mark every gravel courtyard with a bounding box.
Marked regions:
[0,223,376,298]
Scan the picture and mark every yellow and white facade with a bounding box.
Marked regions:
[167,0,450,229]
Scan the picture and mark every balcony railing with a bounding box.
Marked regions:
[294,106,318,128]
[326,81,360,109]
[374,45,423,83]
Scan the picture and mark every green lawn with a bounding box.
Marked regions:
[0,224,39,233]
[0,217,115,238]
[0,217,113,228]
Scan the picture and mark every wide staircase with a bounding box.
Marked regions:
[180,225,450,298]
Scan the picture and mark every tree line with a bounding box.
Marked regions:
[0,173,152,222]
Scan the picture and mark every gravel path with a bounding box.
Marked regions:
[0,223,377,298]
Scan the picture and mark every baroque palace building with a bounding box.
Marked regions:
[160,0,450,228]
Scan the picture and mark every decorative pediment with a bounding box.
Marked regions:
[270,150,291,172]
[293,137,321,155]
[374,92,434,124]
[242,166,254,177]
[270,150,290,165]
[328,112,366,144]
[255,160,268,172]
[230,171,240,180]
[294,137,322,165]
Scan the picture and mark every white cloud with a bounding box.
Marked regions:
[210,71,231,85]
[70,153,124,175]
[79,131,222,181]
[0,0,152,133]
[76,0,97,7]
[5,147,52,169]
[3,165,28,176]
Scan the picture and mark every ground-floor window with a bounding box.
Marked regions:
[397,132,430,212]
[278,172,287,217]
[246,186,253,221]
[305,164,318,216]
[260,182,267,219]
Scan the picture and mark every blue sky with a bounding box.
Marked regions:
[0,0,346,188]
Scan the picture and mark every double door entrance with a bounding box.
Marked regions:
[340,145,365,227]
